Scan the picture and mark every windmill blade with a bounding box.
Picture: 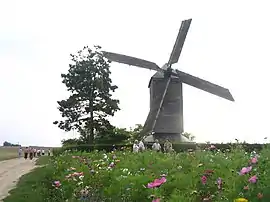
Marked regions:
[151,77,171,131]
[102,51,162,72]
[168,19,192,66]
[174,70,234,101]
[141,109,156,136]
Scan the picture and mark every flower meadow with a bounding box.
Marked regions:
[41,146,270,201]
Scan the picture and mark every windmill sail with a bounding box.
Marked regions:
[141,108,158,136]
[174,70,234,101]
[168,19,192,66]
[102,51,162,71]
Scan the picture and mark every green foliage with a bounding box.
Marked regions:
[2,141,20,146]
[54,45,120,144]
[57,143,269,156]
[8,148,270,201]
[95,126,131,145]
[61,138,83,147]
[60,124,143,147]
[128,124,144,142]
[36,156,51,165]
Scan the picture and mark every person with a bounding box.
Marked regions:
[37,149,41,157]
[133,140,139,153]
[18,147,22,158]
[164,139,173,153]
[33,148,37,158]
[24,147,29,159]
[29,147,33,160]
[42,149,45,156]
[152,139,161,152]
[138,140,145,152]
[48,149,51,156]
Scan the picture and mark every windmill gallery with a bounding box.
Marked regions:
[102,18,234,143]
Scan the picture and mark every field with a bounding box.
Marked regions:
[0,146,19,161]
[3,145,270,202]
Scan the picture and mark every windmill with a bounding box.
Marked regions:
[102,18,234,142]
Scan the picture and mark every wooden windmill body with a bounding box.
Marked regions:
[102,19,234,142]
[146,70,184,142]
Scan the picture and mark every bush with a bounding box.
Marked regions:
[54,143,269,156]
[28,146,270,201]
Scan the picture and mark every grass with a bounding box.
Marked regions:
[3,156,52,202]
[0,146,19,161]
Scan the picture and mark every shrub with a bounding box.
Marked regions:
[54,143,269,156]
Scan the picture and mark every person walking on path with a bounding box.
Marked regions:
[37,149,41,157]
[48,149,51,156]
[33,148,37,158]
[24,147,29,159]
[18,147,22,158]
[29,147,33,160]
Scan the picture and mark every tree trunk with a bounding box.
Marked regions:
[89,77,95,145]
[89,102,94,144]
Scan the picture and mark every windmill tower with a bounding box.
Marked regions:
[102,19,234,142]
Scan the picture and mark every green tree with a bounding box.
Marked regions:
[95,126,131,145]
[53,46,120,144]
[61,138,82,147]
[128,124,144,142]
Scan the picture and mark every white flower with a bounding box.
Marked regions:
[79,175,84,180]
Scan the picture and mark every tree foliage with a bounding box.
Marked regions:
[2,141,20,147]
[95,126,131,145]
[61,124,144,147]
[128,124,144,142]
[54,46,120,144]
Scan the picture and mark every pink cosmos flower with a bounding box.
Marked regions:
[201,175,207,185]
[239,166,252,175]
[152,198,161,202]
[53,181,61,188]
[249,175,257,183]
[147,177,167,188]
[250,157,258,164]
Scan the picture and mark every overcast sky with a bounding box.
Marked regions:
[1,0,269,146]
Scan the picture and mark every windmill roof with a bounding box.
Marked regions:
[148,71,180,87]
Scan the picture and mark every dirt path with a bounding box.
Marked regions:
[0,158,37,201]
